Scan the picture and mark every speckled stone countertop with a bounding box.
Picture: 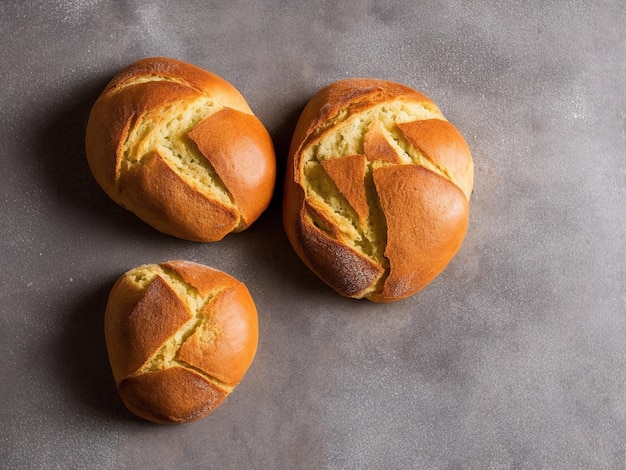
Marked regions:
[1,1,625,468]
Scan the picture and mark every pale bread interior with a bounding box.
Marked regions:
[116,76,235,210]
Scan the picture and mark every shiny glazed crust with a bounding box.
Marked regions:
[104,260,258,423]
[85,57,276,242]
[283,78,474,302]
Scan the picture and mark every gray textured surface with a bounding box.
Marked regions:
[1,1,625,468]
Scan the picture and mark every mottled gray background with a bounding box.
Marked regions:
[1,1,625,469]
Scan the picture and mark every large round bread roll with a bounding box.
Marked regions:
[86,57,276,242]
[283,79,474,302]
[104,260,258,423]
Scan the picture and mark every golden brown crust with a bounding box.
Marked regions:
[121,150,239,241]
[296,203,385,297]
[370,165,469,302]
[364,121,402,164]
[320,154,369,226]
[119,367,227,424]
[283,78,474,302]
[187,107,276,228]
[105,274,192,383]
[177,283,257,386]
[104,260,258,423]
[396,119,474,200]
[85,57,276,242]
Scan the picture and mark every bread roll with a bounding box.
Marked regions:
[283,79,474,302]
[85,57,276,242]
[104,260,258,423]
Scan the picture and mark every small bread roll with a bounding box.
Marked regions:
[104,260,258,423]
[86,57,276,242]
[283,79,474,302]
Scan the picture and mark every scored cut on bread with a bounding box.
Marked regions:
[85,57,276,242]
[104,260,258,423]
[283,78,474,302]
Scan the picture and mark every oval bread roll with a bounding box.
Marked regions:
[283,79,474,302]
[86,57,276,242]
[104,260,258,423]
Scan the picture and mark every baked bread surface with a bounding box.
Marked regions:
[85,57,276,242]
[104,260,258,423]
[283,78,474,302]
